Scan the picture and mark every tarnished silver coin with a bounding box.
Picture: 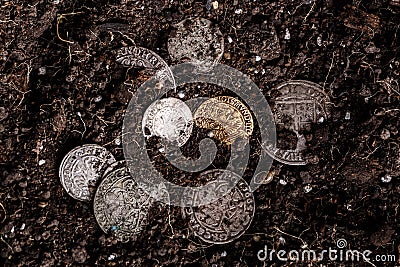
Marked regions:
[267,80,331,165]
[168,17,224,68]
[59,144,116,201]
[142,97,193,147]
[93,163,153,242]
[116,46,176,90]
[183,169,255,244]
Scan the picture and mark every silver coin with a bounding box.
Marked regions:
[59,144,116,201]
[116,46,176,90]
[93,163,153,242]
[168,17,224,67]
[267,80,331,165]
[183,169,255,244]
[142,97,193,147]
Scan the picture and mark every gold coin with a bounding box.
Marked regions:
[194,96,253,144]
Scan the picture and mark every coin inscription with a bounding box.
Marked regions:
[93,164,153,242]
[194,96,253,144]
[116,46,176,90]
[142,97,193,147]
[183,169,255,244]
[267,80,331,165]
[59,144,116,201]
[168,17,224,67]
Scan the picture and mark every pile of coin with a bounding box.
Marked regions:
[59,145,154,242]
[58,16,333,245]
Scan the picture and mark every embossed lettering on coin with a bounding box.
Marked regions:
[116,46,175,89]
[194,96,253,144]
[168,17,224,67]
[142,97,193,147]
[59,144,116,201]
[93,163,152,242]
[183,169,255,244]
[267,80,331,165]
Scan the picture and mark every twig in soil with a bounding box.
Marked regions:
[0,236,12,251]
[323,51,336,89]
[76,112,86,139]
[303,0,316,24]
[56,12,83,44]
[0,202,6,223]
[273,227,308,248]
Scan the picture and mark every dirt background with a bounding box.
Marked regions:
[1,0,399,266]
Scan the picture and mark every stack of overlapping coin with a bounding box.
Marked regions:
[59,145,154,242]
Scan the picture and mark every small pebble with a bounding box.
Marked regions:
[114,137,121,146]
[38,67,46,75]
[94,95,102,102]
[284,28,291,40]
[381,175,392,183]
[227,36,233,43]
[380,128,390,140]
[38,159,46,166]
[208,131,214,138]
[108,254,116,261]
[178,91,185,98]
[303,184,312,193]
[20,223,26,231]
[279,179,287,185]
[255,56,261,62]
[221,251,227,257]
[279,236,286,244]
[318,117,324,123]
[212,1,218,9]
[345,111,351,120]
[317,36,322,46]
[234,9,243,14]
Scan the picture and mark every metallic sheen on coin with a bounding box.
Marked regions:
[59,144,116,201]
[194,96,254,144]
[142,97,193,147]
[168,17,224,67]
[93,163,153,242]
[267,80,331,165]
[183,169,255,244]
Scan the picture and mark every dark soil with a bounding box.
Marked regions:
[1,0,399,266]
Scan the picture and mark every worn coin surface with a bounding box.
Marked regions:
[93,163,153,242]
[116,46,176,90]
[194,96,253,144]
[168,17,224,67]
[59,144,116,201]
[267,80,331,165]
[183,169,255,244]
[142,97,193,147]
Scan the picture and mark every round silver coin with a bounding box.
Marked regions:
[93,164,153,242]
[183,169,255,244]
[267,80,331,165]
[142,97,193,147]
[59,144,116,201]
[168,17,224,67]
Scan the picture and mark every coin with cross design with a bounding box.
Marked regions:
[59,144,116,201]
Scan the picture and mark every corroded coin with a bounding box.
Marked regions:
[116,46,176,90]
[194,96,253,144]
[168,17,224,67]
[93,163,153,242]
[267,80,331,165]
[142,97,193,147]
[59,144,116,201]
[183,169,255,244]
